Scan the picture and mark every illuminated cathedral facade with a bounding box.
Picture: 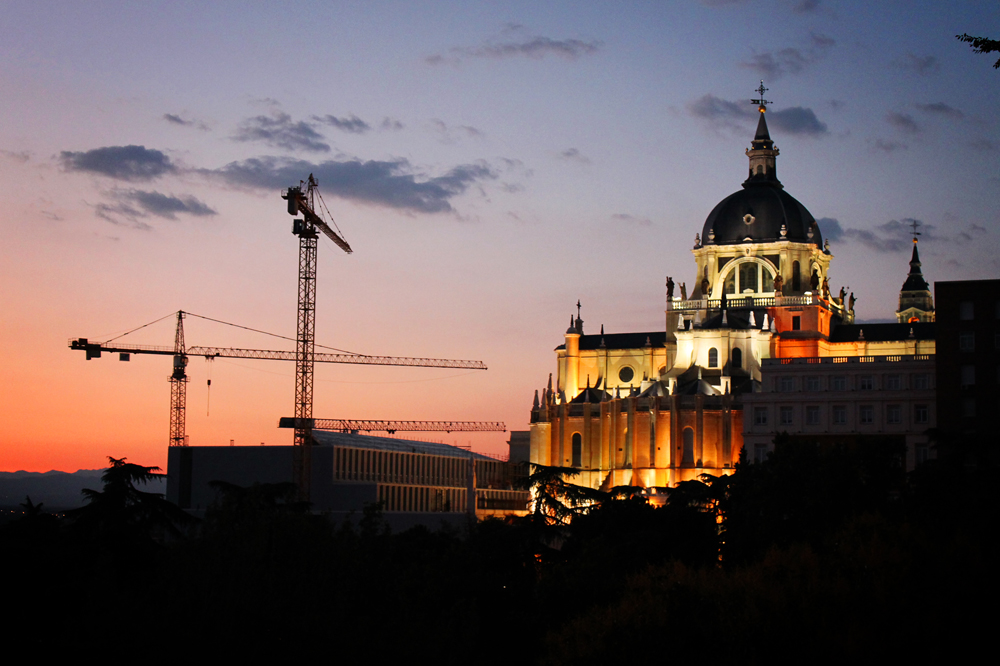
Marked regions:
[528,88,936,491]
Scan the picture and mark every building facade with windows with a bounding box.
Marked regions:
[741,350,937,471]
[934,280,1000,453]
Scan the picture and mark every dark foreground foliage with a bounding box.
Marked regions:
[2,443,995,663]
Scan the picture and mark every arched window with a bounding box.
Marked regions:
[572,433,582,467]
[708,348,719,368]
[721,259,776,296]
[682,427,694,466]
[732,347,742,369]
[792,260,801,291]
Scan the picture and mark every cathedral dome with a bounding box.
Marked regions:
[700,105,821,247]
[702,185,821,246]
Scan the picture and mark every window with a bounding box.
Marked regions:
[780,406,794,425]
[859,405,874,424]
[618,366,634,383]
[887,404,901,424]
[963,398,976,418]
[708,348,718,368]
[831,375,846,391]
[805,376,821,392]
[571,433,582,467]
[915,445,929,466]
[914,374,930,390]
[806,405,820,425]
[833,405,847,425]
[778,377,794,392]
[961,365,976,387]
[722,259,776,296]
[959,301,974,320]
[732,347,742,369]
[754,407,768,425]
[753,444,768,464]
[960,332,975,351]
[860,375,874,390]
[914,404,928,424]
[885,374,902,390]
[682,428,695,466]
[792,260,801,291]
[792,316,801,331]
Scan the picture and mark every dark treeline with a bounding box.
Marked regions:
[2,442,994,663]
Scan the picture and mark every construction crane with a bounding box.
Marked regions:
[70,310,488,447]
[279,418,506,434]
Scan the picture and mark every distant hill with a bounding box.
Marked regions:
[0,469,168,511]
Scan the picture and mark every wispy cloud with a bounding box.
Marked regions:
[822,216,948,253]
[427,27,601,65]
[741,32,834,79]
[886,112,920,134]
[559,148,591,164]
[163,113,209,130]
[206,156,497,215]
[60,145,178,181]
[914,102,964,120]
[792,0,821,13]
[968,138,998,152]
[868,138,908,153]
[232,112,330,152]
[611,213,652,227]
[313,114,372,135]
[769,107,828,136]
[91,188,216,228]
[688,94,827,136]
[893,53,940,76]
[428,119,485,144]
[1,149,30,163]
[380,117,404,131]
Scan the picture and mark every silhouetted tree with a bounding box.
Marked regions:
[66,456,193,548]
[957,32,1000,69]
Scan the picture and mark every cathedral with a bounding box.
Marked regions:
[528,87,936,491]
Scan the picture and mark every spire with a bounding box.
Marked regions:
[901,238,929,292]
[745,80,781,188]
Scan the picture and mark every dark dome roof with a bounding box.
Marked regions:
[702,184,821,246]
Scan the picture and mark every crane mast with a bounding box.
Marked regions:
[283,175,352,500]
[169,312,188,447]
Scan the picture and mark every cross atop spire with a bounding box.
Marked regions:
[910,218,922,243]
[751,80,771,113]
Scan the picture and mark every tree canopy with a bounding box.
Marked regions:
[957,32,1000,69]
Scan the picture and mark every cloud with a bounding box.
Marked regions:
[559,148,591,164]
[118,189,216,219]
[868,139,907,153]
[886,112,920,134]
[820,216,951,253]
[428,119,485,144]
[207,156,497,214]
[91,189,216,228]
[687,94,754,132]
[968,138,998,152]
[914,102,964,120]
[232,112,330,152]
[313,114,372,134]
[816,217,844,241]
[163,113,209,130]
[59,145,177,181]
[688,94,827,136]
[893,53,940,75]
[611,213,652,227]
[768,107,828,136]
[793,0,821,13]
[380,117,404,131]
[427,30,602,65]
[741,33,834,79]
[1,149,30,163]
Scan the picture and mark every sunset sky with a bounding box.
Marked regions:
[2,1,998,472]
